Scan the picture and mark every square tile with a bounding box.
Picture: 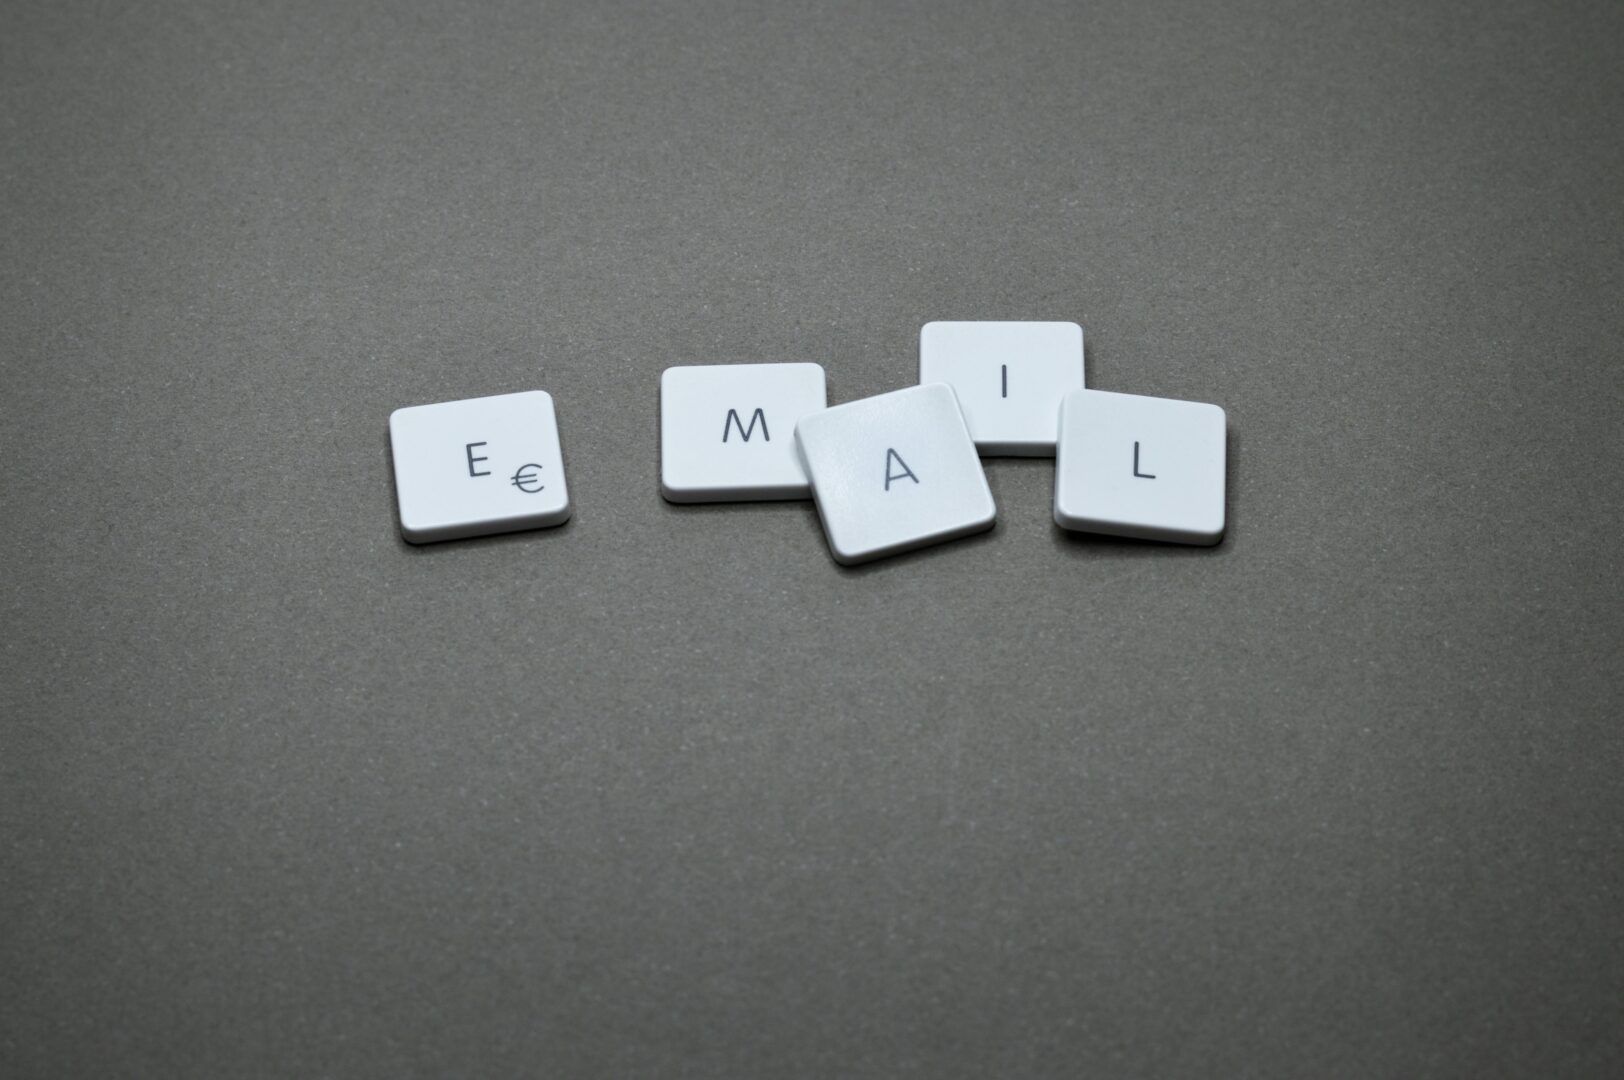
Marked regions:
[389,390,571,543]
[795,383,996,565]
[1053,389,1226,545]
[919,321,1084,456]
[660,363,827,502]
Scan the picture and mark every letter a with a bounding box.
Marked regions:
[884,448,919,491]
[723,407,769,443]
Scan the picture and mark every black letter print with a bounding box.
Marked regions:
[884,448,919,491]
[722,408,770,443]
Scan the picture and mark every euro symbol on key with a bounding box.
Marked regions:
[510,464,545,493]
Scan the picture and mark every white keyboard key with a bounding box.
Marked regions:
[1053,389,1226,545]
[660,363,827,502]
[918,321,1084,456]
[389,390,571,543]
[795,383,996,565]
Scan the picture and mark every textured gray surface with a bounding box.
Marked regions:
[3,0,1622,1075]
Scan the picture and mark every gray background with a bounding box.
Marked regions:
[3,0,1621,1075]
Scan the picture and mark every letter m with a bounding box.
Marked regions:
[722,407,770,443]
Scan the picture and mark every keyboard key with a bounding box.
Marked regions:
[795,383,996,565]
[389,390,571,543]
[660,362,827,502]
[918,321,1085,456]
[1053,389,1226,545]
